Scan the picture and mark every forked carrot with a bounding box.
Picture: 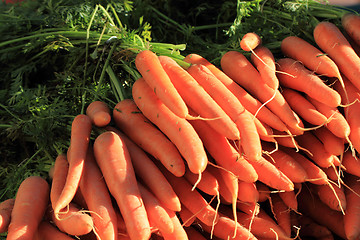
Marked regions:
[342,13,360,47]
[132,77,208,174]
[0,198,14,233]
[343,174,360,240]
[276,58,341,108]
[113,99,185,177]
[86,100,111,127]
[53,114,92,217]
[93,131,151,240]
[158,55,240,140]
[313,21,360,91]
[6,176,50,240]
[135,50,188,118]
[240,32,262,52]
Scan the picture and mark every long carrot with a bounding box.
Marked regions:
[6,176,50,240]
[221,50,303,135]
[0,198,14,234]
[276,58,341,108]
[135,50,188,118]
[93,131,151,240]
[158,55,240,141]
[86,100,111,127]
[313,21,360,91]
[132,77,208,174]
[113,99,185,177]
[53,114,92,217]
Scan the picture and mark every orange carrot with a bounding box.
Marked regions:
[312,182,347,213]
[343,174,360,240]
[113,99,185,177]
[184,226,207,240]
[271,194,292,237]
[342,151,360,177]
[86,100,111,127]
[184,53,290,133]
[159,209,189,240]
[251,45,279,90]
[278,190,298,212]
[187,63,262,161]
[313,21,360,91]
[183,167,219,196]
[135,50,188,118]
[158,55,240,140]
[256,182,271,203]
[276,58,341,108]
[7,176,50,240]
[281,88,328,126]
[179,205,197,227]
[237,181,259,203]
[221,51,303,134]
[0,198,14,233]
[297,215,335,240]
[240,32,262,52]
[53,114,92,217]
[342,13,360,47]
[93,131,151,240]
[108,126,181,212]
[189,115,258,183]
[34,221,76,240]
[314,127,345,157]
[79,146,118,240]
[132,77,208,174]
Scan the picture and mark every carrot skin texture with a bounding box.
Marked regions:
[159,208,189,240]
[7,176,50,240]
[113,99,185,177]
[313,127,345,156]
[135,50,188,118]
[314,21,360,91]
[34,221,76,240]
[0,198,15,233]
[132,77,207,174]
[342,13,360,49]
[86,100,111,127]
[93,131,151,240]
[54,114,92,216]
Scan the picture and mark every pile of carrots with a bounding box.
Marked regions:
[1,13,360,240]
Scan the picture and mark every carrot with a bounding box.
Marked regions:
[342,13,360,47]
[93,131,151,240]
[7,176,50,240]
[79,146,118,240]
[281,88,328,126]
[189,114,258,183]
[237,181,259,203]
[240,32,262,52]
[108,126,181,212]
[278,190,298,212]
[53,114,92,217]
[251,45,279,90]
[343,174,360,240]
[221,51,303,134]
[342,151,360,177]
[135,50,188,118]
[184,226,207,240]
[183,167,219,196]
[158,162,219,227]
[184,53,290,133]
[247,156,294,192]
[236,202,260,216]
[158,55,240,141]
[187,63,262,161]
[137,182,174,234]
[206,165,233,205]
[86,100,111,127]
[313,21,360,91]
[34,221,76,240]
[132,77,208,174]
[179,205,197,227]
[113,99,185,177]
[313,127,345,157]
[276,58,341,108]
[312,182,347,213]
[0,198,14,233]
[50,154,69,209]
[256,182,271,203]
[298,186,346,239]
[297,215,335,240]
[262,142,308,183]
[271,194,292,237]
[159,209,189,240]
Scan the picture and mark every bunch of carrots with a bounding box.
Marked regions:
[1,13,360,240]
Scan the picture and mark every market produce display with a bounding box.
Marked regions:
[1,0,360,239]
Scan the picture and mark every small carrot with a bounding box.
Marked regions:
[221,51,303,134]
[93,131,151,240]
[159,55,240,140]
[313,21,360,91]
[343,174,360,240]
[0,198,14,233]
[276,58,341,108]
[53,114,92,217]
[34,221,76,240]
[135,50,188,118]
[240,32,262,52]
[132,77,208,174]
[113,99,185,177]
[86,100,111,127]
[342,13,360,47]
[7,176,50,240]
